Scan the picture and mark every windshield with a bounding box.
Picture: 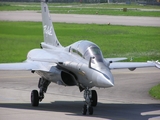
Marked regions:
[84,47,103,63]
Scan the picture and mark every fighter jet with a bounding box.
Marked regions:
[0,0,159,115]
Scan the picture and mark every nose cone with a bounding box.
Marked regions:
[95,68,114,88]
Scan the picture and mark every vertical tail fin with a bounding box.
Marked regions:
[41,0,62,47]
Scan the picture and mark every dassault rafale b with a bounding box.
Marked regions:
[0,0,159,115]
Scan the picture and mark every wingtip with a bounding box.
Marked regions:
[147,60,160,69]
[155,60,160,69]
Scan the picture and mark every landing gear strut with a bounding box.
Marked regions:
[31,77,50,106]
[31,78,98,115]
[82,89,97,115]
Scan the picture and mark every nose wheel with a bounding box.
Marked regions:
[82,89,97,115]
[82,104,87,115]
[82,104,93,115]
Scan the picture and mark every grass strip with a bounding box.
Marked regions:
[0,21,159,63]
[0,2,160,17]
[149,84,160,100]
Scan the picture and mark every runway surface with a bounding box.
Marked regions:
[0,11,160,26]
[0,68,160,120]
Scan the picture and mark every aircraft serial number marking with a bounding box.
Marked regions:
[43,25,52,36]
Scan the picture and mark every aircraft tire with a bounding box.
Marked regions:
[91,90,97,107]
[82,104,87,115]
[31,90,39,106]
[88,106,93,115]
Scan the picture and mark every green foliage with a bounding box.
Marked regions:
[0,3,10,6]
[0,22,43,62]
[0,21,160,62]
[149,84,160,99]
[0,2,160,17]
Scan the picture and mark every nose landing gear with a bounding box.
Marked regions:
[82,89,97,115]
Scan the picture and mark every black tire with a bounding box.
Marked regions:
[82,104,87,115]
[31,90,39,107]
[88,106,93,115]
[91,90,97,107]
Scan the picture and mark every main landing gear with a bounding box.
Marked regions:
[30,78,98,115]
[82,89,97,115]
[31,78,50,106]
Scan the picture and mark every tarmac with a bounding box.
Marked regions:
[0,11,160,26]
[0,68,160,120]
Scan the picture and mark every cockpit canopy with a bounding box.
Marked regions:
[69,40,103,63]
